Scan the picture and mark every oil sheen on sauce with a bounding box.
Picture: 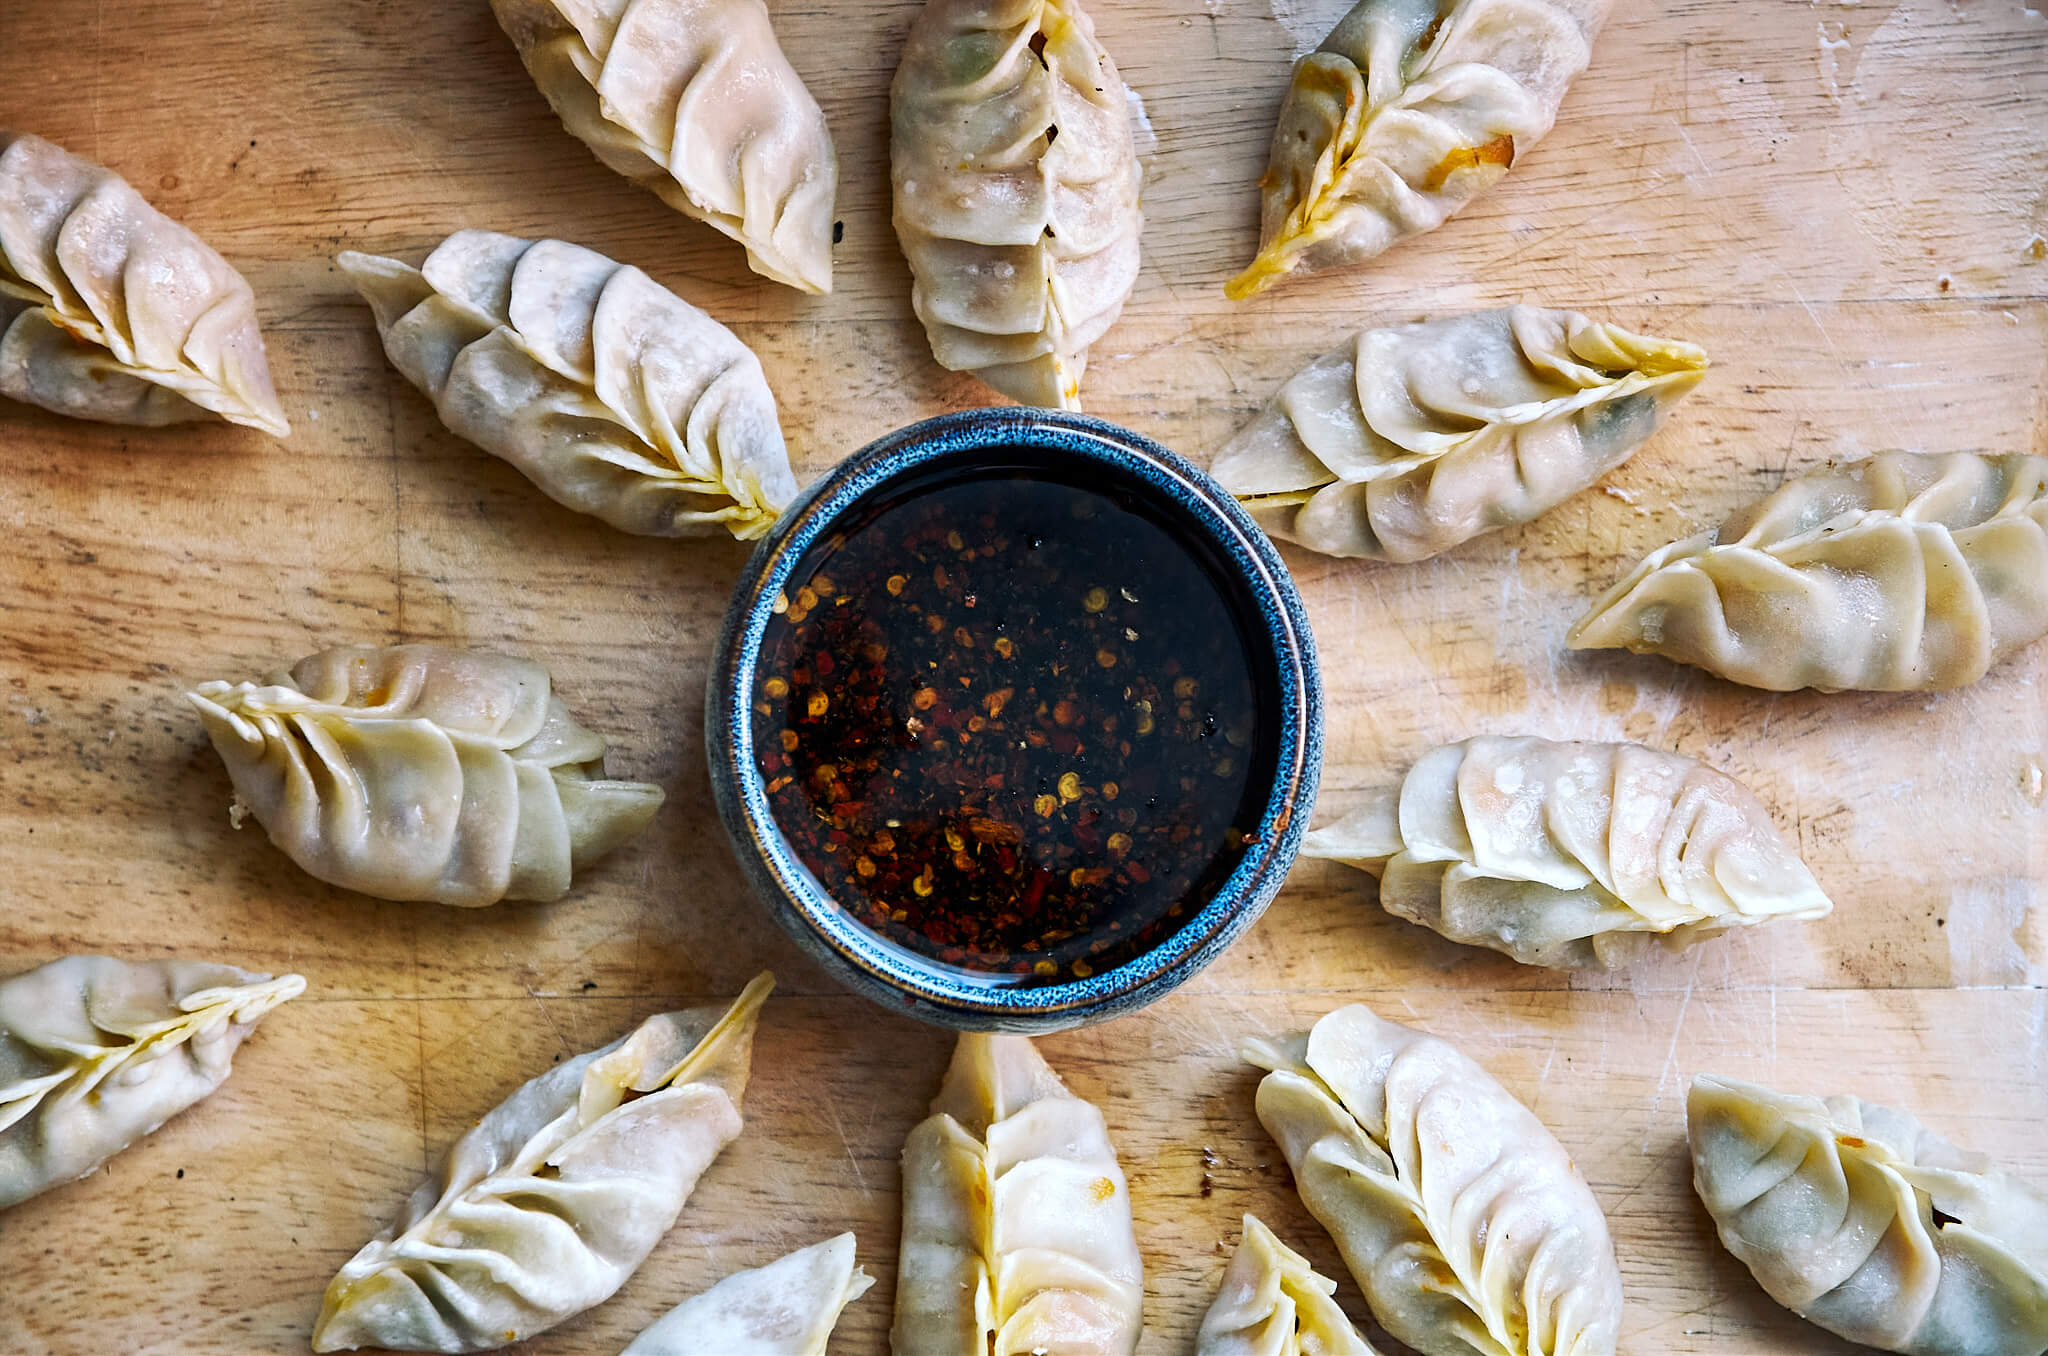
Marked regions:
[752,470,1264,986]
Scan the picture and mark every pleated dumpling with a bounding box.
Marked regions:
[1244,1005,1622,1356]
[622,1233,873,1355]
[891,0,1143,410]
[313,974,773,1354]
[1303,736,1831,969]
[339,231,797,540]
[1570,451,2048,691]
[1226,0,1609,298]
[491,0,837,293]
[0,132,288,434]
[893,1033,1144,1356]
[0,955,303,1209]
[1688,1074,2048,1356]
[1197,1215,1382,1356]
[1211,307,1706,562]
[188,644,664,907]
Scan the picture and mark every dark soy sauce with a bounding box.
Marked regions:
[752,466,1268,986]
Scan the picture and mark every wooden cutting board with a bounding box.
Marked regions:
[1,1,2043,1352]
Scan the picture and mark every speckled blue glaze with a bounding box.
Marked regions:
[707,408,1322,1032]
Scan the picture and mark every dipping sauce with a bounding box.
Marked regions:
[751,467,1268,985]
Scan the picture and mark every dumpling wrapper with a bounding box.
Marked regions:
[893,1033,1144,1356]
[188,644,665,907]
[1303,736,1831,969]
[1226,0,1609,298]
[1245,1004,1622,1356]
[313,973,774,1353]
[621,1232,873,1355]
[1570,451,2048,691]
[1688,1074,2048,1356]
[0,955,303,1209]
[1198,1214,1382,1356]
[1211,307,1705,563]
[490,0,837,293]
[339,230,797,540]
[0,132,288,434]
[890,0,1143,410]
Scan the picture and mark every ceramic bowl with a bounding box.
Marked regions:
[707,408,1321,1031]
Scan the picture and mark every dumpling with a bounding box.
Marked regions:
[621,1233,873,1355]
[893,1033,1144,1356]
[0,132,288,434]
[1244,1004,1622,1356]
[313,973,773,1353]
[1226,0,1610,298]
[1569,451,2048,691]
[1210,307,1706,563]
[1688,1074,2048,1356]
[1302,736,1831,969]
[890,0,1143,410]
[490,0,837,293]
[0,955,303,1209]
[188,644,664,907]
[1197,1214,1382,1356]
[339,230,797,540]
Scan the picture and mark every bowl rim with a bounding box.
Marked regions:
[706,408,1322,1031]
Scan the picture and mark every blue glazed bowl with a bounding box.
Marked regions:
[706,408,1321,1031]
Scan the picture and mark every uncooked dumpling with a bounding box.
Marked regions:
[339,230,797,540]
[1245,1004,1622,1356]
[1303,736,1831,968]
[893,1033,1144,1356]
[1197,1214,1382,1356]
[1688,1074,2048,1356]
[0,132,288,434]
[0,955,303,1209]
[491,0,837,293]
[313,974,773,1353]
[188,644,664,906]
[621,1233,872,1355]
[891,0,1143,409]
[1211,307,1705,562]
[1227,0,1610,298]
[1570,451,2048,691]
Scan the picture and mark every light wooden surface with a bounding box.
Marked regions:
[1,1,2044,1353]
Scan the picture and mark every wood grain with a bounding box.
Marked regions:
[0,0,2043,1352]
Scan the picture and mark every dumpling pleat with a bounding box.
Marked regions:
[190,644,663,907]
[1212,306,1706,563]
[1246,1007,1623,1356]
[1305,736,1831,969]
[314,978,771,1354]
[0,133,288,433]
[1228,0,1605,298]
[893,1034,1143,1356]
[499,238,615,382]
[340,230,796,540]
[501,757,572,902]
[1570,451,2048,691]
[492,0,837,293]
[0,956,303,1209]
[1688,1075,2048,1355]
[891,0,1143,410]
